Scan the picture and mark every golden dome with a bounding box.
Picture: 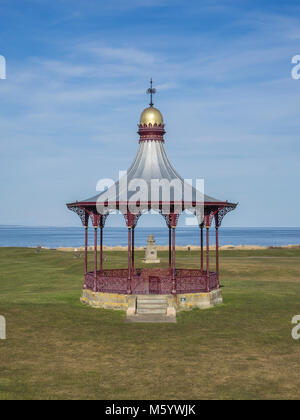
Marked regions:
[140,106,163,126]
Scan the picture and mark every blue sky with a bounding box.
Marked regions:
[0,0,300,227]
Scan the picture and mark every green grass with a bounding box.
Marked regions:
[0,247,300,400]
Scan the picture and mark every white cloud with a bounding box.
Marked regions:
[84,45,156,66]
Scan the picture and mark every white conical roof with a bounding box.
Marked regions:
[84,138,219,212]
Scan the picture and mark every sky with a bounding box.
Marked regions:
[0,0,300,227]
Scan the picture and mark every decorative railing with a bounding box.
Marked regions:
[84,269,219,295]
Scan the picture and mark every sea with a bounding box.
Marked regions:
[0,226,300,248]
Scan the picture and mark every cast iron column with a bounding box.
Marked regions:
[100,226,103,274]
[216,226,219,287]
[84,226,88,276]
[200,225,204,274]
[169,226,172,273]
[131,227,135,275]
[172,227,176,294]
[206,226,210,292]
[127,227,132,294]
[94,227,98,292]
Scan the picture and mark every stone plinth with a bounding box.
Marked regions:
[81,288,223,312]
[143,234,160,264]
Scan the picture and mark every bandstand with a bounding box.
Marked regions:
[67,82,237,314]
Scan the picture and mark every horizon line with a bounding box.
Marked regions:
[1,225,300,229]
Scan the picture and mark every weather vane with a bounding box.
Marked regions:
[146,78,156,107]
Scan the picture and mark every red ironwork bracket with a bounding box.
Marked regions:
[123,212,141,228]
[204,202,229,228]
[215,203,237,228]
[68,204,89,227]
[77,204,108,228]
[162,213,180,229]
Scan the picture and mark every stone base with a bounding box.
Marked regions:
[175,288,223,311]
[81,289,131,310]
[81,288,223,312]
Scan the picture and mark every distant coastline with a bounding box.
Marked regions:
[1,226,300,249]
[54,244,300,252]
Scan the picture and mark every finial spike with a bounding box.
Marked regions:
[146,78,157,107]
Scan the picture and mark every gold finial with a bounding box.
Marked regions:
[140,107,163,125]
[140,79,163,125]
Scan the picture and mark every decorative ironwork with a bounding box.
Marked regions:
[84,269,219,295]
[68,205,89,227]
[89,212,100,227]
[69,204,110,228]
[103,269,128,277]
[215,205,236,227]
[146,78,156,107]
[177,275,207,294]
[208,272,218,290]
[204,205,231,228]
[123,212,141,228]
[162,213,180,228]
[81,210,109,228]
[177,269,202,277]
[204,211,215,228]
[159,277,173,294]
[84,272,95,290]
[138,125,165,143]
[131,275,149,295]
[101,276,127,294]
[98,214,108,228]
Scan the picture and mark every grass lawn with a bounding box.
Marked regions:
[0,246,299,400]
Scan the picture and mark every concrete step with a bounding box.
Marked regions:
[137,303,168,310]
[136,296,168,315]
[137,299,167,305]
[137,308,167,314]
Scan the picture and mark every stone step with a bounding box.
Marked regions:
[137,308,167,314]
[137,299,167,305]
[137,303,168,310]
[126,314,176,323]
